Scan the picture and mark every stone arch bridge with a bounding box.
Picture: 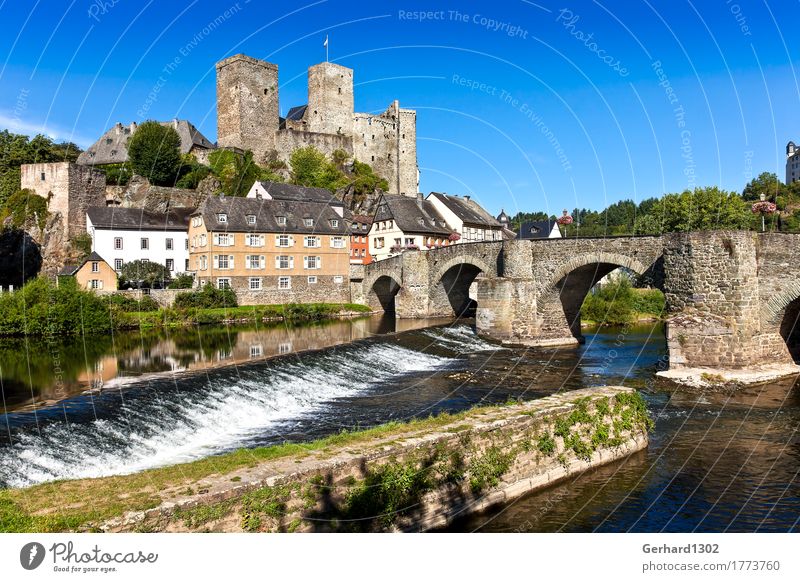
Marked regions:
[350,232,800,380]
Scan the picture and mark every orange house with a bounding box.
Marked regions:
[349,215,373,264]
[58,252,118,291]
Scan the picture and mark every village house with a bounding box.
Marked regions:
[368,194,452,262]
[517,219,562,239]
[425,192,505,243]
[349,215,373,264]
[57,252,117,291]
[86,207,193,275]
[77,119,216,166]
[188,194,350,305]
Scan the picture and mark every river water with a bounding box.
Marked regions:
[0,316,797,532]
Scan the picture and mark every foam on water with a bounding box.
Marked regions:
[422,325,504,353]
[0,342,447,488]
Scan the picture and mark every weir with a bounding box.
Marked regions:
[355,231,800,385]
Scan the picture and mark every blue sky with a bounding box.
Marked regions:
[1,0,799,216]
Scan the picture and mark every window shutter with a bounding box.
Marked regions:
[274,256,280,269]
[329,237,334,248]
[317,256,322,269]
[303,256,308,269]
[289,256,294,269]
[213,255,219,269]
[260,235,265,247]
[289,236,295,247]
[98,280,103,290]
[260,255,265,269]
[245,236,250,247]
[275,235,280,246]
[229,255,234,269]
[245,255,250,269]
[213,234,219,245]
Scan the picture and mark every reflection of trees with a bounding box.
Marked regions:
[171,327,240,359]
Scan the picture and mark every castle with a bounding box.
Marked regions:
[216,54,419,197]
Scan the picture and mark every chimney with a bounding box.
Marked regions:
[464,195,471,201]
[416,192,424,209]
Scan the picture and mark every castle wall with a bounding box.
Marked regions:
[216,54,279,161]
[274,130,352,162]
[306,62,353,136]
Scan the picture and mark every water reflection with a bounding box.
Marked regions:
[0,314,452,413]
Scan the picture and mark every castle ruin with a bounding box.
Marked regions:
[216,54,419,197]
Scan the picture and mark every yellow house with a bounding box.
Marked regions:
[58,252,118,291]
[188,194,351,304]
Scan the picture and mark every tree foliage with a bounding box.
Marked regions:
[126,121,182,186]
[208,149,281,197]
[633,187,750,234]
[289,146,388,194]
[0,188,49,231]
[119,259,171,289]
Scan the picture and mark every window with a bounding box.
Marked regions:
[217,278,231,289]
[141,238,149,250]
[185,259,189,271]
[216,233,231,246]
[276,255,292,269]
[114,258,123,270]
[166,238,173,250]
[278,276,291,289]
[91,262,99,273]
[333,275,344,284]
[200,255,208,270]
[304,256,321,270]
[90,279,101,289]
[331,236,345,249]
[303,218,314,227]
[330,219,339,227]
[405,238,415,246]
[307,276,317,284]
[200,234,207,246]
[185,239,189,250]
[217,255,229,269]
[247,234,262,247]
[114,237,123,250]
[375,237,385,249]
[247,255,262,269]
[361,224,367,231]
[217,213,227,223]
[246,214,256,225]
[166,259,174,271]
[40,172,46,181]
[276,216,287,226]
[304,236,320,248]
[249,277,262,290]
[276,234,290,247]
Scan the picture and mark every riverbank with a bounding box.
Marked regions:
[0,386,651,533]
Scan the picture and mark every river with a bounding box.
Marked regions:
[0,316,797,532]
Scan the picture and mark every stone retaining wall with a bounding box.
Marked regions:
[103,386,650,532]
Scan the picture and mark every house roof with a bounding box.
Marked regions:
[58,252,109,276]
[518,220,559,239]
[253,181,343,206]
[87,206,193,231]
[286,105,307,121]
[428,192,502,228]
[373,194,451,236]
[76,120,215,165]
[194,195,349,235]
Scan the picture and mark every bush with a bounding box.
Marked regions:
[168,273,194,289]
[103,163,133,186]
[581,278,634,325]
[102,293,160,312]
[119,259,171,289]
[0,277,112,336]
[174,284,238,309]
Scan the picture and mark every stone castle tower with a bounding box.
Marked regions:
[216,54,418,197]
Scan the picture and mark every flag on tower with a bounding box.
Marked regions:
[324,35,329,61]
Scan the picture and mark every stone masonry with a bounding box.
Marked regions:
[216,54,418,196]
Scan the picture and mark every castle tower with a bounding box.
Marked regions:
[306,62,353,136]
[216,54,279,160]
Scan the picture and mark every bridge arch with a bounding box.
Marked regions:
[760,282,800,363]
[541,250,663,341]
[362,256,404,313]
[430,255,495,317]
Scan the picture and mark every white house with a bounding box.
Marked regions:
[86,207,193,275]
[368,194,453,262]
[425,192,505,243]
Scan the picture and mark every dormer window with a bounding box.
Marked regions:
[417,217,424,226]
[246,214,256,225]
[304,218,314,227]
[330,219,339,228]
[276,216,286,226]
[217,213,227,223]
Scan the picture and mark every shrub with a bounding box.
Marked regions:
[174,284,238,309]
[127,121,181,186]
[168,273,194,289]
[119,259,171,289]
[103,163,133,186]
[102,293,160,312]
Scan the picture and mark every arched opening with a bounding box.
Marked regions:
[369,275,401,313]
[555,263,622,340]
[779,297,800,363]
[436,263,483,318]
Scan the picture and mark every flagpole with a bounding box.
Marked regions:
[325,35,329,62]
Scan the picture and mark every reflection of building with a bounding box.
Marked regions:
[189,189,351,304]
[58,251,118,291]
[350,215,373,264]
[787,141,800,184]
[368,194,452,262]
[86,207,193,275]
[426,192,505,243]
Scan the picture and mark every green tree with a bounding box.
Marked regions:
[0,188,49,231]
[126,121,181,186]
[119,259,171,289]
[289,146,330,187]
[208,149,273,197]
[742,172,786,202]
[634,187,750,234]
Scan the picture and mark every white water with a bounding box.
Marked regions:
[0,342,448,488]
